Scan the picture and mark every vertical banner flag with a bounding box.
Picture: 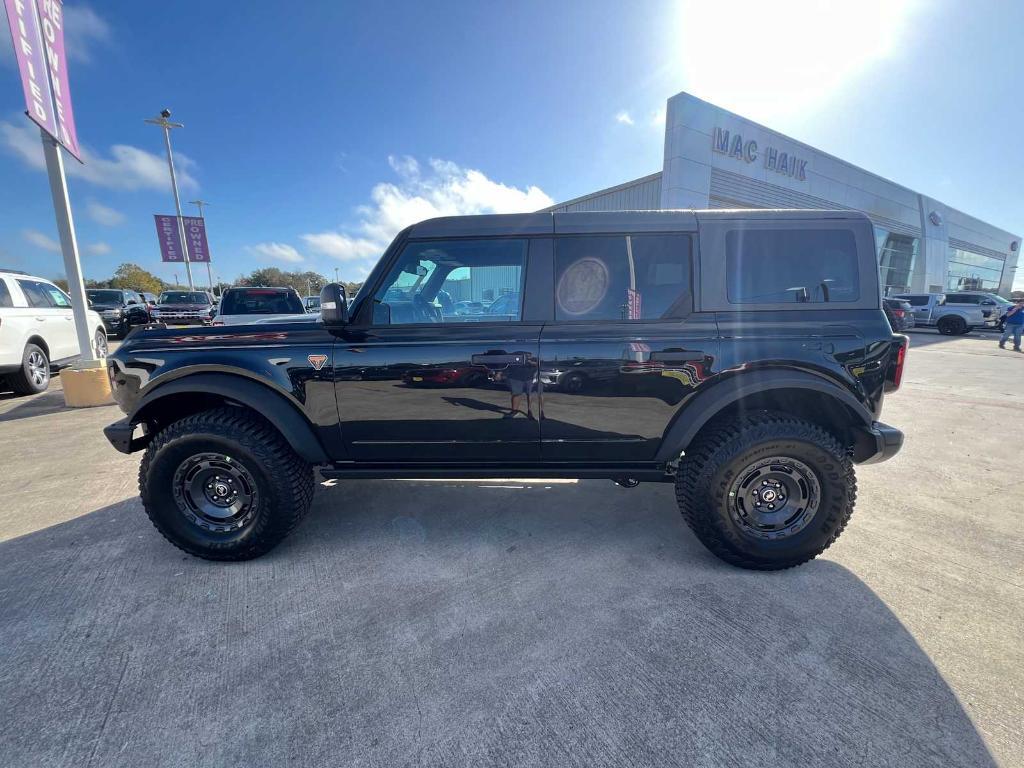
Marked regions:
[34,0,81,160]
[154,215,185,262]
[181,217,211,262]
[4,0,58,139]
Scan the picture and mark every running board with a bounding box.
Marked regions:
[319,464,673,482]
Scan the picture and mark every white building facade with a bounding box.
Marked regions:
[549,92,1020,297]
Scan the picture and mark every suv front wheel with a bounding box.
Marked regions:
[139,407,314,560]
[676,412,855,570]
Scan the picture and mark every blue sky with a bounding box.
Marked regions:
[1,0,1022,288]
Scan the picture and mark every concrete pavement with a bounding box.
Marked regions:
[0,329,1021,767]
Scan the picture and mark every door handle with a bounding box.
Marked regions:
[650,350,703,363]
[35,316,47,322]
[472,351,527,366]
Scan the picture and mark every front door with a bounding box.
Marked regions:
[335,237,542,463]
[538,233,718,462]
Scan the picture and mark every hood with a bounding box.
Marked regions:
[219,312,312,325]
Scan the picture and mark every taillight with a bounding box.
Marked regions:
[886,336,908,392]
[893,309,905,319]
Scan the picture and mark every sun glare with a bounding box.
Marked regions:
[671,0,923,122]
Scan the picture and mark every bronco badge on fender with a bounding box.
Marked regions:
[308,354,328,370]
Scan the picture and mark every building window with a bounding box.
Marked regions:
[874,227,919,295]
[946,247,1004,292]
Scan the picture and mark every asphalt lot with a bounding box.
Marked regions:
[0,330,1021,767]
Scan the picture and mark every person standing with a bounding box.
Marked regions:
[998,298,1024,351]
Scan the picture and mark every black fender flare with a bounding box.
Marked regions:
[655,369,874,462]
[133,372,328,464]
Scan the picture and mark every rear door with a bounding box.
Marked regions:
[538,231,718,462]
[15,278,77,360]
[335,236,544,462]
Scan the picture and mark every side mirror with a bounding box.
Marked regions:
[320,283,349,326]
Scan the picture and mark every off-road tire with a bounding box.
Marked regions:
[675,412,856,570]
[937,316,965,335]
[9,343,50,395]
[139,407,314,561]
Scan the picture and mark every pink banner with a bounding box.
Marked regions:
[34,0,80,160]
[154,215,185,263]
[181,217,211,263]
[4,0,58,138]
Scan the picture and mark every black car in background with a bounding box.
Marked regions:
[85,288,151,338]
[883,298,915,332]
[151,290,216,326]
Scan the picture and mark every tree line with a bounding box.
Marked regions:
[56,263,362,298]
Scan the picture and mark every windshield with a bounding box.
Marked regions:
[86,290,123,304]
[220,289,305,315]
[159,292,209,304]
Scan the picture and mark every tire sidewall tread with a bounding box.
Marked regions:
[139,407,313,561]
[676,412,856,571]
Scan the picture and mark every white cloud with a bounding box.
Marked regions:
[2,5,111,67]
[650,106,666,128]
[64,5,113,64]
[247,242,304,264]
[23,229,61,252]
[86,200,126,226]
[86,242,112,255]
[0,119,199,191]
[615,111,635,126]
[301,156,553,278]
[673,0,922,121]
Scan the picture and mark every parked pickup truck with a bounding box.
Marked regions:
[892,293,985,335]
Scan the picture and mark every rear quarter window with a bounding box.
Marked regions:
[0,279,13,308]
[221,290,304,315]
[725,229,859,304]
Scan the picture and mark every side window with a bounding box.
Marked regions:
[372,239,526,325]
[17,279,56,309]
[43,283,72,308]
[0,279,13,308]
[553,234,692,322]
[903,295,929,307]
[725,228,859,304]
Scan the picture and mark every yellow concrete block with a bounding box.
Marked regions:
[61,366,113,408]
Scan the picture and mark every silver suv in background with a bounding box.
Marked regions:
[892,293,986,335]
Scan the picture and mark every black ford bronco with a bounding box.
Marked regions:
[104,210,906,570]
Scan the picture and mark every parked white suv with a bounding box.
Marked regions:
[0,269,107,395]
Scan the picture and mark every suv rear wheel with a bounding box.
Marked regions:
[676,412,855,570]
[139,407,314,560]
[9,343,50,395]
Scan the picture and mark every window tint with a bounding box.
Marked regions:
[945,294,980,304]
[0,280,12,308]
[373,239,526,325]
[901,295,930,307]
[17,279,56,308]
[220,289,304,315]
[554,234,691,322]
[44,285,71,307]
[725,229,859,304]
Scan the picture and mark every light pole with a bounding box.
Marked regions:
[188,198,216,293]
[145,109,194,291]
[334,266,339,282]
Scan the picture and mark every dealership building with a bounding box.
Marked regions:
[549,92,1020,297]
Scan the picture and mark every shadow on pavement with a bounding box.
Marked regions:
[0,481,997,767]
[0,388,72,422]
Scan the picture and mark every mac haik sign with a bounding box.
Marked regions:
[712,126,806,182]
[3,0,82,160]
